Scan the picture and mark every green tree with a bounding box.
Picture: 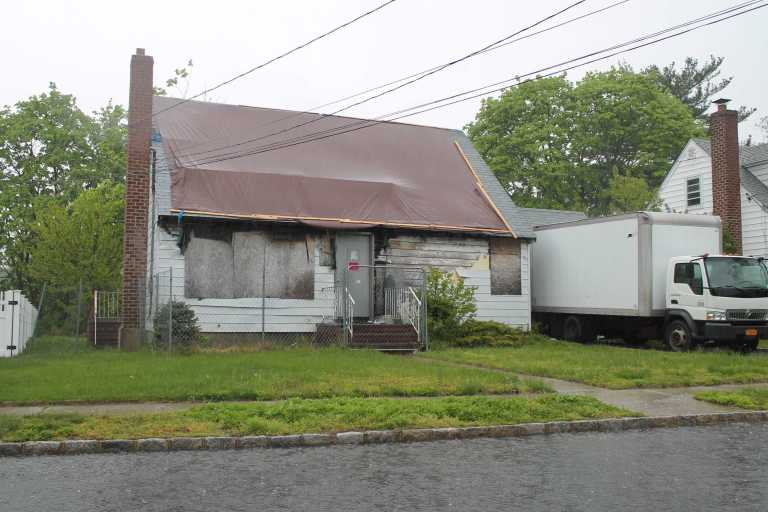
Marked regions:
[466,69,701,216]
[0,84,126,291]
[27,183,124,334]
[639,55,755,124]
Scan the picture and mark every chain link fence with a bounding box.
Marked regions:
[45,262,429,352]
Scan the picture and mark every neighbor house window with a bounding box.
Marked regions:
[489,238,521,295]
[687,177,701,207]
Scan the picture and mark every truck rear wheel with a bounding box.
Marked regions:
[564,316,595,343]
[664,320,692,352]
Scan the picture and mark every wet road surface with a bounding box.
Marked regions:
[1,424,766,511]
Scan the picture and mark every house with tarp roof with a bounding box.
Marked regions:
[119,49,584,350]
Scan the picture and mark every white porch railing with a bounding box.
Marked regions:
[384,287,422,344]
[343,287,355,345]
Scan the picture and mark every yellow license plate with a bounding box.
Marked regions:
[746,328,758,337]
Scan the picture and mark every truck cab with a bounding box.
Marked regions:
[665,255,768,351]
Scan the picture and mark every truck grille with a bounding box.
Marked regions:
[726,310,768,321]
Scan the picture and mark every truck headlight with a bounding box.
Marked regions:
[706,310,727,321]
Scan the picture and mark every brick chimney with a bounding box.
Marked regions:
[710,98,741,254]
[121,48,154,349]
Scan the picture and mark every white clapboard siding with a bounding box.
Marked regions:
[742,187,768,258]
[659,140,713,214]
[150,227,335,333]
[659,142,768,258]
[742,161,768,258]
[457,242,531,329]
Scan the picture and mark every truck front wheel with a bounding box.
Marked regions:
[665,320,692,352]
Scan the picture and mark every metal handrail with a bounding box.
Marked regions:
[407,287,421,344]
[344,287,355,344]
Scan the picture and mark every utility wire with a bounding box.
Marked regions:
[173,0,590,160]
[149,0,399,120]
[187,0,766,165]
[188,0,764,164]
[187,0,761,162]
[178,0,634,160]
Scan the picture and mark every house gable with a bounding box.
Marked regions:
[659,138,768,258]
[659,139,713,214]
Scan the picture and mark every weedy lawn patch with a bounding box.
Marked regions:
[425,338,768,389]
[694,388,768,410]
[0,337,548,404]
[0,395,636,441]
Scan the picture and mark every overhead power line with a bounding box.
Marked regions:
[174,0,590,161]
[178,0,634,160]
[149,0,399,120]
[186,0,766,166]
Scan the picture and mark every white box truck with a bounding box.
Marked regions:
[531,212,768,351]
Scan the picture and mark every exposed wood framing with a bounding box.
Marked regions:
[168,209,511,234]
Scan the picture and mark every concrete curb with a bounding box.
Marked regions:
[2,411,766,457]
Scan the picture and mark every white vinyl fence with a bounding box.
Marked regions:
[0,290,38,357]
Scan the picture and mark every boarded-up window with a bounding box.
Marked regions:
[184,224,314,299]
[489,238,521,295]
[232,231,314,299]
[185,225,235,299]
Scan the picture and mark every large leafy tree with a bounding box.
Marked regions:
[639,55,755,124]
[0,83,126,291]
[466,69,702,216]
[28,183,124,333]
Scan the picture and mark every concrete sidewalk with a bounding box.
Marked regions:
[0,402,195,417]
[532,376,768,416]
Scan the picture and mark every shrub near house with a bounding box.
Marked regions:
[426,268,529,347]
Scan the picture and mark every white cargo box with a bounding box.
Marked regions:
[531,212,721,317]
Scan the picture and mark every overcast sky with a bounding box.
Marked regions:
[3,0,766,140]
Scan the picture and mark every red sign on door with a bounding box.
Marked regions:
[347,261,360,272]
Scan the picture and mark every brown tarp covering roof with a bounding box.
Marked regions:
[153,97,511,234]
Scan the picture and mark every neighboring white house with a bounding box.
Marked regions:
[659,100,768,258]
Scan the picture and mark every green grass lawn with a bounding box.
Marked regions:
[0,394,636,442]
[694,388,768,410]
[0,336,548,404]
[424,338,768,389]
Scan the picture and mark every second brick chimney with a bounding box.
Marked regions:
[121,48,154,349]
[710,98,742,254]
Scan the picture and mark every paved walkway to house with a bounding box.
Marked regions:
[413,357,768,416]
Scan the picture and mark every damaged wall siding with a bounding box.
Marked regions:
[460,241,530,327]
[152,227,335,333]
[379,235,530,328]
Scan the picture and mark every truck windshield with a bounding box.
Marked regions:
[704,257,768,297]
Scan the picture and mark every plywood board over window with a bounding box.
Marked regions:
[184,223,315,300]
[185,224,235,298]
[489,238,521,295]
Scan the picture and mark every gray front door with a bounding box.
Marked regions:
[335,234,372,319]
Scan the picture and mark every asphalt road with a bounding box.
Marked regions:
[1,424,767,512]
